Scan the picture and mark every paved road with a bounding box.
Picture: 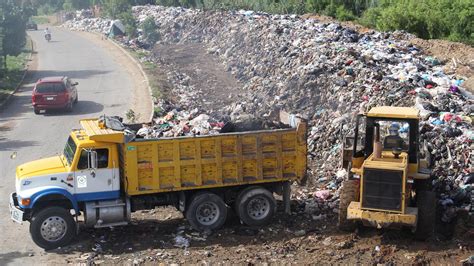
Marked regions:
[0,27,133,264]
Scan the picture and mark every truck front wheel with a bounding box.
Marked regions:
[29,207,76,250]
[236,186,276,226]
[186,193,227,232]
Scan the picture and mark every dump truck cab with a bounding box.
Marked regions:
[64,123,123,201]
[339,106,435,240]
[12,122,123,214]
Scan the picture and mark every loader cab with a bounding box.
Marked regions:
[346,107,420,173]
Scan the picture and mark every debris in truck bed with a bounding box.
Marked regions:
[102,109,292,140]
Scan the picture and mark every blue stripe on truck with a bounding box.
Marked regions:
[24,189,120,210]
[28,188,79,210]
[74,190,120,202]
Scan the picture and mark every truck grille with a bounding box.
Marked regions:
[362,168,403,212]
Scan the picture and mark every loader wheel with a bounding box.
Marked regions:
[30,207,76,250]
[415,178,432,192]
[236,186,276,227]
[414,191,436,240]
[186,192,227,232]
[338,180,359,231]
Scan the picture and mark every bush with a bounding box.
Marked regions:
[322,3,337,17]
[335,5,356,21]
[37,4,55,15]
[117,11,137,37]
[358,7,382,28]
[141,17,160,44]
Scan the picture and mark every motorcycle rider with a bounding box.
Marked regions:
[44,27,51,40]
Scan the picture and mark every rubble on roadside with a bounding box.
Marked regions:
[62,16,112,34]
[63,6,473,225]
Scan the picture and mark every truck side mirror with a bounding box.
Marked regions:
[72,82,79,86]
[90,150,98,169]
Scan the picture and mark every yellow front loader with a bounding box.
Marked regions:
[338,106,436,240]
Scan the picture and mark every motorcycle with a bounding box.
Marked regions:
[45,33,51,42]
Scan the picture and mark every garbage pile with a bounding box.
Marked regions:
[136,108,224,138]
[62,10,112,33]
[62,16,112,33]
[63,6,473,222]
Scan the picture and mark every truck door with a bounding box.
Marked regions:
[74,148,119,201]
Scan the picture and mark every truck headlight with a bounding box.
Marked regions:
[20,198,31,206]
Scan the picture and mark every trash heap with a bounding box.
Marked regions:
[62,10,112,33]
[62,16,112,33]
[136,108,224,138]
[63,6,473,222]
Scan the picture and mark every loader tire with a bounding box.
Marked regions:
[414,191,436,240]
[338,180,359,232]
[415,178,432,192]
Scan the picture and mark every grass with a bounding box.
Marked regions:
[31,16,50,24]
[0,39,33,103]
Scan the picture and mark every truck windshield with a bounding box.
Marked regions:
[63,136,77,165]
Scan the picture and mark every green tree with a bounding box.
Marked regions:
[1,0,28,69]
[103,0,131,18]
[0,5,4,75]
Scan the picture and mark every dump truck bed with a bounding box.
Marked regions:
[122,121,307,196]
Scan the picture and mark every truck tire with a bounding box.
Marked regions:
[235,186,276,227]
[34,107,40,114]
[29,207,76,250]
[186,192,227,232]
[414,191,436,240]
[338,180,359,231]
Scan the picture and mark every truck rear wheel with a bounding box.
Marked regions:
[414,191,436,240]
[186,192,227,232]
[236,186,276,226]
[338,180,359,231]
[29,207,76,250]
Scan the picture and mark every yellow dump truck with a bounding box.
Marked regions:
[9,114,306,249]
